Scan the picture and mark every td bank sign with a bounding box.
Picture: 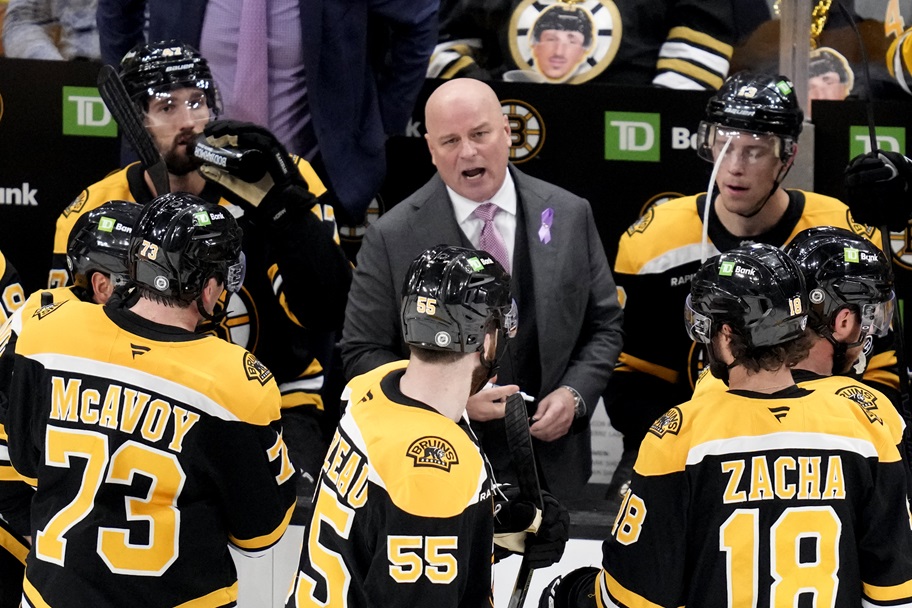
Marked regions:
[604,111,661,162]
[848,126,905,157]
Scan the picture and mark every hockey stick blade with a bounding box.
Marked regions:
[96,65,170,196]
[503,392,542,608]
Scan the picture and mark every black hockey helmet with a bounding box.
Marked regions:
[67,200,141,290]
[401,245,513,353]
[784,226,894,338]
[686,242,808,348]
[697,72,803,163]
[119,40,221,114]
[129,192,244,302]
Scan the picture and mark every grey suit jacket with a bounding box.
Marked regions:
[341,166,623,496]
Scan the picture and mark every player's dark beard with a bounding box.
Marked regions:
[164,133,203,176]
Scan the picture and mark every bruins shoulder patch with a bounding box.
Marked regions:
[243,351,273,385]
[406,436,459,472]
[32,301,66,320]
[62,190,89,218]
[835,385,883,425]
[626,206,655,236]
[649,407,683,438]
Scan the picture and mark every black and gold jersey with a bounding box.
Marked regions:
[1,300,297,608]
[287,361,496,608]
[50,161,343,415]
[0,287,82,537]
[693,368,906,449]
[607,189,890,444]
[592,386,912,608]
[0,250,25,327]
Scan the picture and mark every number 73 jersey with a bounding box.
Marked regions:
[597,387,912,608]
[287,361,496,608]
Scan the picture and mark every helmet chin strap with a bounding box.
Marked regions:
[734,155,794,220]
[818,324,865,376]
[196,294,229,324]
[706,341,735,386]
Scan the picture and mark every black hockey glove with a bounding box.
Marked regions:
[539,567,601,608]
[844,150,912,232]
[199,120,317,222]
[494,486,570,569]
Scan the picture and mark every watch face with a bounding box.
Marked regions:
[508,0,622,85]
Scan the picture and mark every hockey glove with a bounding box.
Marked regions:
[199,120,316,222]
[494,486,570,569]
[539,567,601,608]
[844,150,912,232]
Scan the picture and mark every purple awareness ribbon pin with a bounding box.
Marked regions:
[539,208,554,244]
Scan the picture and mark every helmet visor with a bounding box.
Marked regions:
[859,291,895,338]
[143,88,214,127]
[684,294,713,344]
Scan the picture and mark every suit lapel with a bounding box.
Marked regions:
[514,169,559,382]
[407,176,469,250]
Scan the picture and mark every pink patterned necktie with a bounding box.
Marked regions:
[231,0,269,126]
[473,202,511,272]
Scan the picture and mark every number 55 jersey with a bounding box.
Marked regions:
[0,300,298,608]
[286,361,496,608]
[596,386,912,608]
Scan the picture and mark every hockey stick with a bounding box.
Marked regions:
[96,64,170,196]
[503,392,543,608]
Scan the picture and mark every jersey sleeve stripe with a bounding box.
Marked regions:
[228,502,295,553]
[863,578,912,604]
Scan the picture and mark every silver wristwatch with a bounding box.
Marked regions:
[562,385,586,418]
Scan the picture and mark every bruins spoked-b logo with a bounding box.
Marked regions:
[502,99,545,163]
[649,406,683,438]
[406,436,459,472]
[508,0,621,85]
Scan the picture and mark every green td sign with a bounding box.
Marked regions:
[848,126,905,158]
[63,87,117,137]
[605,111,661,162]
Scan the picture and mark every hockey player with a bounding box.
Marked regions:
[49,40,352,501]
[0,250,24,326]
[0,200,139,608]
[692,227,904,447]
[287,245,569,608]
[0,192,297,608]
[604,71,884,512]
[540,242,912,608]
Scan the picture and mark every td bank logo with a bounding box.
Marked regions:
[63,87,117,137]
[849,126,905,157]
[605,111,660,162]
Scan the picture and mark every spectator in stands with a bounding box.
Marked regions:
[95,0,437,224]
[341,77,623,500]
[3,0,100,60]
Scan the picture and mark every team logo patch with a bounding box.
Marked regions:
[845,211,877,240]
[33,301,65,319]
[406,436,459,471]
[626,207,655,236]
[62,190,88,218]
[836,385,882,425]
[648,407,683,438]
[243,352,273,385]
[809,288,826,304]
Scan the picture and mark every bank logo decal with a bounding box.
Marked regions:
[605,111,660,162]
[848,126,905,158]
[63,87,117,137]
[503,99,545,163]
